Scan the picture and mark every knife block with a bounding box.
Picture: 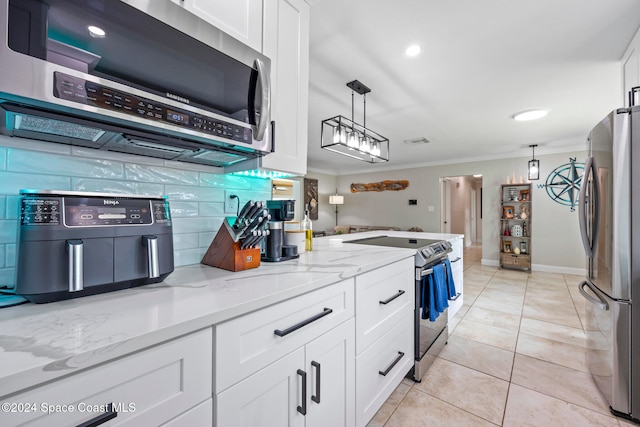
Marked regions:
[201,219,261,272]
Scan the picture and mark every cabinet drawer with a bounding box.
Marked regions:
[355,257,413,355]
[215,279,354,392]
[355,311,413,427]
[161,398,212,426]
[3,329,212,427]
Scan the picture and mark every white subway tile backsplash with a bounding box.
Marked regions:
[71,146,166,166]
[5,244,15,268]
[0,172,70,195]
[165,185,224,202]
[125,164,199,185]
[198,202,226,217]
[0,147,6,170]
[164,159,224,173]
[0,135,72,155]
[73,178,164,196]
[172,217,223,234]
[169,201,200,217]
[199,232,216,248]
[0,221,17,244]
[5,197,19,220]
[8,149,124,178]
[0,245,5,268]
[0,268,15,288]
[173,233,200,250]
[0,197,5,219]
[174,248,206,267]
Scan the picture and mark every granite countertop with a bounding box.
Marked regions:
[0,232,426,398]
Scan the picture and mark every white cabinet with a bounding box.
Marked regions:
[170,0,264,51]
[216,319,355,427]
[2,329,212,426]
[448,236,464,321]
[260,0,310,175]
[354,257,414,427]
[623,27,640,106]
[215,279,355,427]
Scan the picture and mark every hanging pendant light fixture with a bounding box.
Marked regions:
[528,144,540,180]
[321,80,389,163]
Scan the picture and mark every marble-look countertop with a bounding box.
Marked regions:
[0,230,461,398]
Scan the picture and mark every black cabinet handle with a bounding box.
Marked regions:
[379,290,405,305]
[450,292,461,301]
[378,351,405,377]
[76,403,117,427]
[451,257,461,263]
[311,361,321,404]
[274,308,333,337]
[297,369,307,415]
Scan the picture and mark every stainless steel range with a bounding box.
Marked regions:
[346,236,456,381]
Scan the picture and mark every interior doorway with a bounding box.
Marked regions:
[440,175,483,247]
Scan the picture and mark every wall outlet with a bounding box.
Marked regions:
[225,191,239,214]
[428,206,435,212]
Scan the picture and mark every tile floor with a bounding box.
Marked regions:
[367,245,635,427]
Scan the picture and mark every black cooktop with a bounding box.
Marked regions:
[345,236,442,249]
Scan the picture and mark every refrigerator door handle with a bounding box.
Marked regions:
[579,155,601,257]
[578,280,608,311]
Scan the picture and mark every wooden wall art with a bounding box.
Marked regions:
[350,180,409,193]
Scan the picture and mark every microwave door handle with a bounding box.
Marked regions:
[253,58,271,141]
[579,155,595,257]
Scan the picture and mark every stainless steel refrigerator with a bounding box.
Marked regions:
[578,103,640,422]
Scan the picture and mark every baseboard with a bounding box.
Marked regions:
[480,258,585,275]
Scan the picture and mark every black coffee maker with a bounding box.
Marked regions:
[262,200,298,262]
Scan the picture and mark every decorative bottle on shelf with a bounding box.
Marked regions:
[302,206,313,251]
[523,220,528,237]
[504,221,510,236]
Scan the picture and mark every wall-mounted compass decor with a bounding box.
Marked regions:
[537,158,585,212]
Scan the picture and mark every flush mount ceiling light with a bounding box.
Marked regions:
[405,44,421,57]
[321,80,389,163]
[512,109,548,121]
[403,137,430,145]
[528,144,540,180]
[88,25,106,38]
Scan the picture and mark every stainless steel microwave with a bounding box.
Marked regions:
[0,0,272,168]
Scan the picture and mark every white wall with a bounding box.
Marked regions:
[331,151,586,272]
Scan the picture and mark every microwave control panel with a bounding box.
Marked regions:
[53,72,253,145]
[21,195,171,227]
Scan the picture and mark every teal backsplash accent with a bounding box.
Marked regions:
[0,140,272,289]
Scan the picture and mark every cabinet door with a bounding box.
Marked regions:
[305,319,355,427]
[170,0,263,51]
[216,348,305,427]
[260,0,310,175]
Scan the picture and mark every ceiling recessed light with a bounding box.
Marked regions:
[405,44,421,57]
[512,109,548,121]
[88,25,106,38]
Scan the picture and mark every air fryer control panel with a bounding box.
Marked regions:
[21,194,171,227]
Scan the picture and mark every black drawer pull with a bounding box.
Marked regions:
[274,307,333,337]
[379,290,405,305]
[450,292,461,301]
[378,351,405,376]
[297,369,307,415]
[76,403,117,427]
[311,361,321,404]
[451,257,461,263]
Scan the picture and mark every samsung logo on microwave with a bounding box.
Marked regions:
[103,200,120,206]
[166,93,190,104]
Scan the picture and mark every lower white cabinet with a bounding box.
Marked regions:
[448,236,464,321]
[216,318,355,427]
[2,329,212,426]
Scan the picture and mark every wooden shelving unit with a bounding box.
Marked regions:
[500,183,532,272]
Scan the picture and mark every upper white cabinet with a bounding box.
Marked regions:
[260,0,310,175]
[170,0,264,51]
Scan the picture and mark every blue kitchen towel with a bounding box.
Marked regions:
[422,263,449,322]
[444,258,457,300]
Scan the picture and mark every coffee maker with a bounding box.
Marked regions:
[262,200,298,262]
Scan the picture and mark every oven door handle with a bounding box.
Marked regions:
[416,268,434,281]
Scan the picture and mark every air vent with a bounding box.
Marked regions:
[403,137,430,145]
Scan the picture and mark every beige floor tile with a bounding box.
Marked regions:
[463,306,521,332]
[384,388,497,427]
[472,294,524,317]
[511,354,610,415]
[522,294,583,329]
[438,335,515,381]
[414,358,509,424]
[519,317,588,348]
[503,384,618,427]
[516,332,589,373]
[366,382,412,427]
[453,316,519,351]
